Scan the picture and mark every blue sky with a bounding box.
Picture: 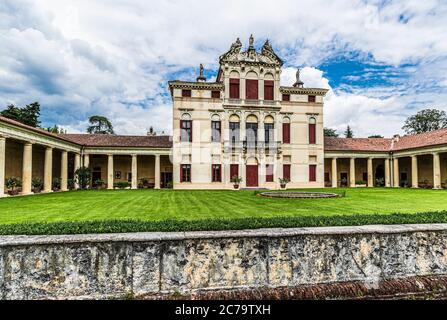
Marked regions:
[1,0,447,137]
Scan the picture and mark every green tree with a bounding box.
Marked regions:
[75,166,92,189]
[402,108,447,134]
[87,115,114,134]
[368,134,384,138]
[0,102,41,127]
[47,125,65,134]
[344,125,354,138]
[324,128,339,137]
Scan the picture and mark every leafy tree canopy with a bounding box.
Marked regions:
[0,102,41,127]
[368,134,384,138]
[86,115,115,134]
[324,127,339,137]
[402,108,447,135]
[344,125,354,138]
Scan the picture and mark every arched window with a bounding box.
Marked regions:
[282,117,290,144]
[264,73,274,101]
[229,114,240,143]
[264,115,274,144]
[246,71,259,100]
[180,113,192,142]
[211,114,221,142]
[309,117,316,144]
[246,115,258,146]
[229,70,240,99]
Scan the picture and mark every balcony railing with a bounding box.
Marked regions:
[223,140,281,154]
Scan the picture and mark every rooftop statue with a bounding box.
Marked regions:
[293,68,304,88]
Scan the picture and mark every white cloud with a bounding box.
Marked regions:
[0,0,446,136]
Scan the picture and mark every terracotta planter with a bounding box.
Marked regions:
[233,184,239,189]
[7,190,19,196]
[280,184,286,189]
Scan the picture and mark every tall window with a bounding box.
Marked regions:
[264,80,274,101]
[264,123,274,143]
[309,165,317,182]
[246,79,259,100]
[246,122,258,146]
[180,164,191,182]
[212,164,221,182]
[229,122,240,144]
[182,89,191,97]
[282,122,290,144]
[229,79,240,99]
[211,121,221,142]
[309,117,316,144]
[180,120,192,142]
[283,164,291,181]
[266,164,274,182]
[308,95,316,103]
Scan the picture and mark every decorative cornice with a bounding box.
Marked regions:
[168,81,223,91]
[280,86,329,96]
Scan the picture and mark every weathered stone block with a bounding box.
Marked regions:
[132,242,160,295]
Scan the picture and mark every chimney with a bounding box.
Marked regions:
[147,126,156,136]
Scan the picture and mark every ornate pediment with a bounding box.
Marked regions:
[219,36,283,66]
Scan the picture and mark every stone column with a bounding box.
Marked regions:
[331,158,338,188]
[258,79,264,101]
[154,154,161,189]
[74,153,81,189]
[433,152,441,189]
[275,114,282,145]
[84,154,90,168]
[107,154,114,190]
[0,137,5,197]
[393,157,399,187]
[258,114,265,144]
[61,151,68,191]
[367,157,373,187]
[384,158,391,187]
[259,157,266,187]
[349,157,356,188]
[131,154,138,189]
[411,155,418,188]
[22,142,32,195]
[43,147,53,193]
[240,112,246,143]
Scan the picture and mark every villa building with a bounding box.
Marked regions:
[1,36,447,196]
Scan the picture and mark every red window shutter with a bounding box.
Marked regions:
[266,164,274,182]
[246,79,258,100]
[309,123,316,144]
[282,94,290,101]
[189,120,193,142]
[309,165,317,182]
[211,90,220,99]
[229,78,240,99]
[264,80,274,101]
[283,164,291,181]
[308,95,316,103]
[180,165,183,182]
[230,164,239,179]
[282,123,290,144]
[182,90,191,97]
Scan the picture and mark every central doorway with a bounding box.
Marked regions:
[246,165,259,187]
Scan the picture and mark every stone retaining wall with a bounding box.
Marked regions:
[1,224,447,299]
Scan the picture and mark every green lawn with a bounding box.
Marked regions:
[0,188,446,234]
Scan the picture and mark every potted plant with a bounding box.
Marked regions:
[6,177,21,196]
[166,181,173,189]
[279,177,289,189]
[355,180,367,187]
[52,177,61,191]
[67,179,75,190]
[230,176,243,189]
[75,166,92,190]
[114,181,130,189]
[32,178,43,193]
[94,179,105,189]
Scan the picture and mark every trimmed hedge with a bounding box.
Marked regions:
[1,211,447,235]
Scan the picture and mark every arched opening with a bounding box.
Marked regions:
[246,115,258,148]
[309,117,316,144]
[246,157,259,187]
[229,114,240,144]
[264,115,275,145]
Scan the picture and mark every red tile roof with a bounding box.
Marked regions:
[324,137,392,152]
[392,128,447,151]
[61,134,172,148]
[0,116,77,145]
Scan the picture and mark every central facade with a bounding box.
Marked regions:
[169,36,328,189]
